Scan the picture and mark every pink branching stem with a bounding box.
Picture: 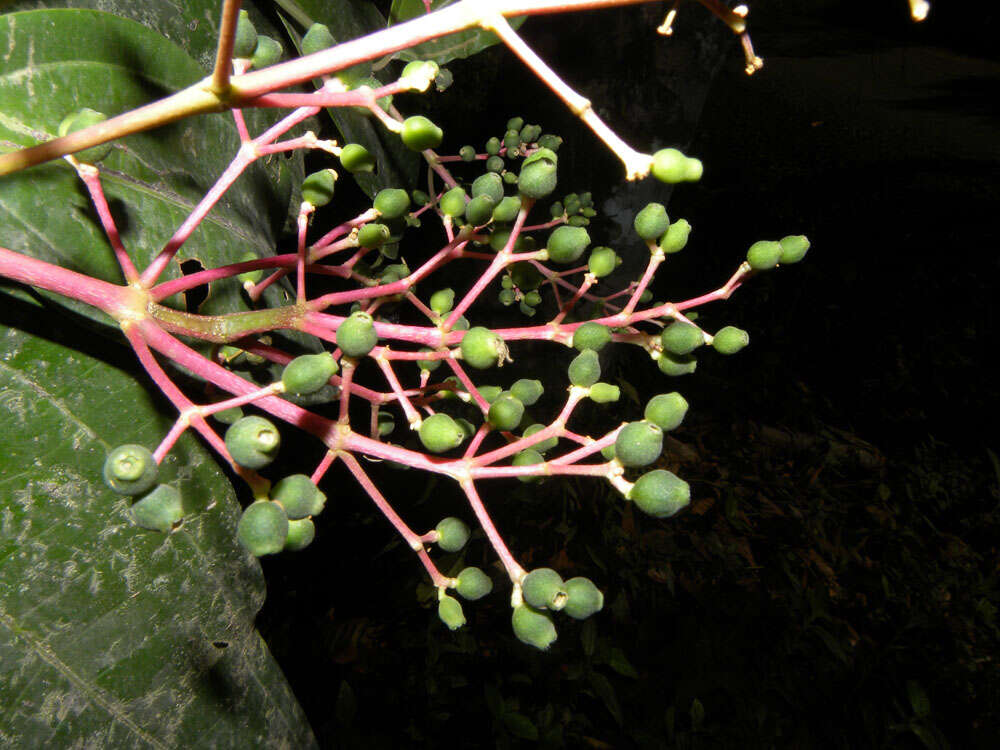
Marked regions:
[622,251,664,314]
[475,389,586,466]
[311,450,340,485]
[403,292,438,323]
[463,423,492,458]
[551,274,595,324]
[522,217,566,232]
[445,359,491,414]
[73,163,140,284]
[675,263,751,311]
[311,209,378,253]
[0,246,133,315]
[373,355,422,427]
[296,206,311,303]
[337,359,356,423]
[472,462,611,480]
[246,78,414,110]
[153,419,190,465]
[150,255,298,301]
[255,132,337,157]
[340,451,452,587]
[460,479,526,582]
[551,428,621,465]
[230,59,253,142]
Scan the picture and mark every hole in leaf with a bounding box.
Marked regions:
[180,258,207,312]
[212,641,229,649]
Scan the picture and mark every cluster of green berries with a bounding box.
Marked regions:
[511,568,604,649]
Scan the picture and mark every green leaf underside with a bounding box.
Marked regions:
[388,0,526,64]
[0,9,298,326]
[0,318,317,747]
[283,0,420,196]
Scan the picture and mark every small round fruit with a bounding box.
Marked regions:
[464,195,495,226]
[712,326,749,355]
[512,605,557,650]
[429,288,455,315]
[634,202,670,241]
[272,474,326,519]
[455,567,493,600]
[237,500,289,556]
[233,11,258,58]
[339,143,376,173]
[284,518,316,551]
[614,421,664,468]
[546,225,590,265]
[374,188,411,219]
[488,394,525,431]
[657,351,697,376]
[336,312,378,357]
[572,322,612,351]
[522,424,558,453]
[225,416,281,469]
[778,234,810,264]
[588,247,620,278]
[510,262,544,291]
[518,148,558,199]
[472,172,504,204]
[420,413,466,453]
[589,383,620,403]
[459,145,476,161]
[746,240,782,270]
[400,115,443,151]
[130,484,183,533]
[512,448,544,483]
[563,577,604,620]
[103,444,158,496]
[251,35,283,69]
[568,349,601,387]
[301,22,335,56]
[435,516,470,551]
[301,169,337,207]
[282,352,338,395]
[521,568,568,611]
[660,321,704,356]
[492,196,522,223]
[650,147,701,184]
[485,136,501,155]
[439,187,467,218]
[438,595,466,630]
[357,222,390,248]
[510,379,543,406]
[58,108,112,162]
[644,392,689,432]
[460,327,505,369]
[660,219,691,254]
[628,470,691,518]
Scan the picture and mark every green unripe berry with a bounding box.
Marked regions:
[478,385,503,403]
[130,484,183,533]
[520,124,542,144]
[412,190,430,206]
[374,188,411,219]
[518,148,558,199]
[563,577,604,620]
[634,202,670,242]
[510,379,543,406]
[644,392,689,432]
[429,288,455,315]
[510,262,544,291]
[661,321,704,356]
[453,316,470,331]
[464,195,495,226]
[523,424,558,453]
[601,444,617,461]
[523,290,542,307]
[546,225,590,265]
[103,444,158,496]
[238,501,289,556]
[589,383,621,403]
[271,474,326,519]
[233,11,258,58]
[486,155,505,173]
[58,108,112,162]
[537,134,562,151]
[567,216,589,227]
[338,143,376,174]
[251,35,283,69]
[512,605,557,650]
[439,186,467,218]
[336,312,378,357]
[522,568,568,611]
[459,145,476,161]
[225,416,280,469]
[588,247,620,278]
[572,322,612,351]
[213,406,244,425]
[657,351,697,376]
[417,348,443,372]
[301,22,335,56]
[301,169,337,207]
[400,115,442,151]
[615,420,663,468]
[485,136,501,156]
[435,516,470,551]
[512,449,545,483]
[471,172,504,204]
[420,413,466,453]
[747,240,782,270]
[492,196,522,223]
[438,595,466,630]
[628,469,690,518]
[712,326,749,355]
[282,352,338,395]
[568,349,601,387]
[660,218,691,254]
[460,327,506,369]
[400,60,439,90]
[488,394,525,431]
[236,250,264,285]
[779,234,810,264]
[455,567,493,600]
[357,222,390,248]
[377,410,395,437]
[650,148,701,183]
[499,289,516,306]
[283,518,315,551]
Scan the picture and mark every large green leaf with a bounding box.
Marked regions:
[388,0,526,65]
[0,297,317,747]
[0,8,299,325]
